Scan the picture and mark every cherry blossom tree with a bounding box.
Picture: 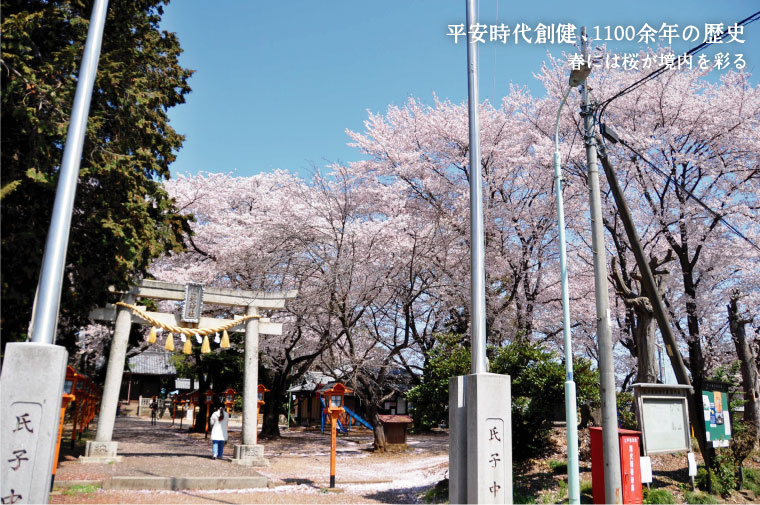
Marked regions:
[535,50,760,458]
[141,48,758,456]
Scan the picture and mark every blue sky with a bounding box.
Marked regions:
[159,1,759,179]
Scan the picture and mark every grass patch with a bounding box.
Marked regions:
[642,488,676,504]
[549,459,567,474]
[62,484,99,496]
[421,479,448,503]
[683,490,718,504]
[514,486,538,504]
[541,478,568,504]
[579,480,593,504]
[743,467,760,497]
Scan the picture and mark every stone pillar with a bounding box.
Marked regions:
[233,304,267,466]
[449,373,513,504]
[1,342,68,504]
[82,294,134,462]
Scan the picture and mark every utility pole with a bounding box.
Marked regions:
[596,137,711,492]
[579,26,622,504]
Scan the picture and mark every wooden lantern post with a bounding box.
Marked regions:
[74,375,88,442]
[84,379,93,431]
[53,369,79,487]
[204,390,215,435]
[223,387,237,414]
[53,392,76,486]
[67,366,84,449]
[189,390,199,427]
[257,384,269,429]
[323,383,352,488]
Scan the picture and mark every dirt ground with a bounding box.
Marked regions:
[50,416,760,504]
[51,416,449,504]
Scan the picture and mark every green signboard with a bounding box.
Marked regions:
[702,383,731,448]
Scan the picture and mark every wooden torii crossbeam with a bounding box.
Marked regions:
[83,279,296,466]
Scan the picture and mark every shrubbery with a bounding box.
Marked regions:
[407,335,600,459]
[642,488,676,504]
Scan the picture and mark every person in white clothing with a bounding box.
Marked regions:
[209,405,229,460]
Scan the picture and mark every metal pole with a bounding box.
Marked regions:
[466,0,487,374]
[29,0,109,344]
[595,143,692,388]
[554,87,580,505]
[579,27,622,504]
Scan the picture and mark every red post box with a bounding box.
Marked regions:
[590,427,642,505]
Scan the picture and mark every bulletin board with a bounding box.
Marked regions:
[702,382,732,447]
[633,383,692,455]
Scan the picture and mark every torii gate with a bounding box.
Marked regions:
[81,279,296,466]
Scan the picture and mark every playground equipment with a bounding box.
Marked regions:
[320,395,372,433]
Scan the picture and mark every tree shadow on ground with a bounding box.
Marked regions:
[281,477,321,489]
[177,491,235,504]
[363,484,432,504]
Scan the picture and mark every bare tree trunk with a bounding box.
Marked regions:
[259,388,282,439]
[610,257,659,384]
[728,294,760,437]
[634,307,658,383]
[367,404,387,452]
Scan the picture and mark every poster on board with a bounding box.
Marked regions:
[702,382,732,446]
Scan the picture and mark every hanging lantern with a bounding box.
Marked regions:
[148,327,157,344]
[201,334,211,354]
[220,330,230,349]
[183,338,193,355]
[165,333,175,351]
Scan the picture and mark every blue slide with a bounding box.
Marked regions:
[320,397,348,433]
[343,405,373,430]
[319,399,372,432]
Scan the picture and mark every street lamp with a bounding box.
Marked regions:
[553,63,590,505]
[223,387,238,414]
[322,383,351,488]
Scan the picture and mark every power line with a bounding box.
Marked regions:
[586,10,760,254]
[598,11,760,121]
[612,137,760,255]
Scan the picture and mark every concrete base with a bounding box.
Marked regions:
[322,487,345,493]
[232,444,269,467]
[385,443,408,452]
[449,373,513,504]
[80,441,122,463]
[79,455,124,464]
[101,475,268,490]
